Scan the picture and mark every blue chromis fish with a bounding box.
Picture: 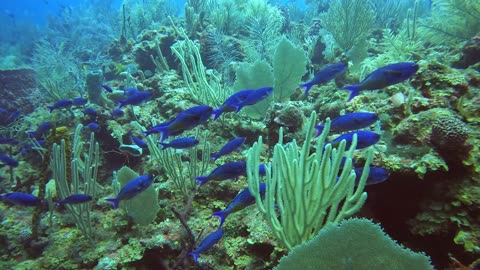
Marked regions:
[129,134,148,149]
[211,137,246,161]
[329,131,380,150]
[195,161,247,186]
[48,99,73,112]
[83,108,97,118]
[213,90,255,120]
[212,183,266,226]
[101,84,113,93]
[190,228,224,263]
[72,97,88,106]
[0,137,18,145]
[83,122,100,133]
[55,194,92,206]
[235,86,273,112]
[315,112,378,136]
[259,164,266,177]
[124,87,139,96]
[1,110,21,125]
[106,174,154,209]
[354,167,390,186]
[117,90,151,107]
[111,108,124,118]
[29,121,52,140]
[301,62,347,95]
[0,154,18,167]
[0,192,42,206]
[144,105,213,141]
[159,137,199,150]
[342,62,419,101]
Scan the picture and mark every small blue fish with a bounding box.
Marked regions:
[4,110,20,125]
[159,137,199,150]
[0,192,42,207]
[235,87,273,112]
[101,84,113,93]
[124,87,139,96]
[190,228,224,263]
[144,105,213,141]
[0,108,17,125]
[213,90,255,120]
[0,154,18,167]
[0,137,18,145]
[195,161,247,186]
[315,112,378,136]
[354,167,390,186]
[130,134,148,148]
[83,122,100,133]
[343,62,419,101]
[212,183,266,226]
[329,131,380,150]
[29,121,52,140]
[111,108,124,118]
[106,174,154,209]
[259,164,266,177]
[72,97,88,106]
[117,91,151,107]
[301,62,347,95]
[55,194,92,206]
[19,139,45,156]
[83,108,97,118]
[211,137,246,161]
[48,99,73,112]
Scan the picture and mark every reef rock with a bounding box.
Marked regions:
[0,69,38,114]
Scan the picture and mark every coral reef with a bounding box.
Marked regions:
[1,1,480,269]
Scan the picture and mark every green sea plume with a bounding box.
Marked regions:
[247,111,372,250]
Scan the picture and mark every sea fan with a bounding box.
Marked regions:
[204,29,243,85]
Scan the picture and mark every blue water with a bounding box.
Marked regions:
[0,0,123,27]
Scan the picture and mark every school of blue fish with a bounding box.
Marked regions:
[0,61,418,263]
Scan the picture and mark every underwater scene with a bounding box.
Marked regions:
[0,0,479,269]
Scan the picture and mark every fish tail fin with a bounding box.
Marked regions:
[212,211,227,227]
[212,108,223,121]
[116,100,125,108]
[342,85,360,101]
[314,124,325,137]
[160,130,169,142]
[300,82,312,95]
[28,131,35,138]
[158,143,168,150]
[210,153,220,161]
[47,106,54,113]
[105,198,119,209]
[194,176,209,186]
[189,252,199,263]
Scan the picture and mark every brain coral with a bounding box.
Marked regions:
[430,115,470,154]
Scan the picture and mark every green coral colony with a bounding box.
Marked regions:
[1,0,480,269]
